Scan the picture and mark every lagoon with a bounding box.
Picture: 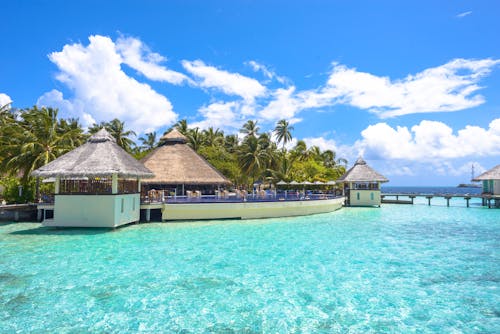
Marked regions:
[0,204,499,333]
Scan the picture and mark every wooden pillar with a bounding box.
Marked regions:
[445,196,451,207]
[426,196,432,206]
[112,174,118,194]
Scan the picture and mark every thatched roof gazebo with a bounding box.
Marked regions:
[32,129,154,179]
[31,128,154,228]
[472,164,500,195]
[338,157,388,207]
[337,157,388,184]
[141,129,231,196]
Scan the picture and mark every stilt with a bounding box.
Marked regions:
[445,196,451,207]
[409,195,415,204]
[146,208,151,222]
[465,197,470,208]
[426,196,432,206]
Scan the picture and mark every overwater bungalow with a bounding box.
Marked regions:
[337,157,388,207]
[32,129,154,227]
[472,164,500,207]
[472,164,500,195]
[140,129,231,200]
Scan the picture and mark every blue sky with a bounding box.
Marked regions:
[1,1,499,186]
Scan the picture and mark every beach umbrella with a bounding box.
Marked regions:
[276,180,288,185]
[326,180,336,185]
[302,181,313,185]
[289,181,299,185]
[313,181,324,185]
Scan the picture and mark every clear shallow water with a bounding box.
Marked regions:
[1,205,499,333]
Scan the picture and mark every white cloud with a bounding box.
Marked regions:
[191,101,242,130]
[45,35,177,133]
[0,93,12,108]
[258,87,302,121]
[456,11,472,18]
[246,60,286,84]
[182,60,267,102]
[116,36,190,84]
[325,59,500,118]
[358,118,500,161]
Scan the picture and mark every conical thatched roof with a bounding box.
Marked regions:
[472,165,500,181]
[160,128,187,143]
[141,130,231,185]
[31,129,154,179]
[337,157,388,183]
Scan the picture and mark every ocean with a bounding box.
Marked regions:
[0,202,498,332]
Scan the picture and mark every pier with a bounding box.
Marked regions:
[381,193,500,208]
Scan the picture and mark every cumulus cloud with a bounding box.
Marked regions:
[0,93,12,108]
[182,60,267,102]
[45,35,177,133]
[325,58,500,118]
[116,36,190,84]
[358,118,500,161]
[191,101,243,130]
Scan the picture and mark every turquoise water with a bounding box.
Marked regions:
[1,205,499,333]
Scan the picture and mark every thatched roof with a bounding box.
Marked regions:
[160,128,187,143]
[472,165,500,181]
[141,130,231,185]
[31,129,154,179]
[337,157,389,183]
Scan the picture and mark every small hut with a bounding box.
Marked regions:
[472,164,500,195]
[32,129,154,227]
[337,157,388,207]
[141,129,231,197]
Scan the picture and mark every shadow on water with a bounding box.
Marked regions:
[10,226,112,236]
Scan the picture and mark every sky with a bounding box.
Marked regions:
[1,0,499,186]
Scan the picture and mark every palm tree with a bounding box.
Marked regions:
[139,132,157,151]
[0,106,82,181]
[224,134,239,153]
[291,140,309,161]
[273,119,294,149]
[174,119,189,135]
[238,136,268,184]
[186,128,204,152]
[240,120,260,138]
[203,127,224,147]
[89,119,136,153]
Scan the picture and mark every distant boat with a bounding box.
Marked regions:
[457,164,482,188]
[457,183,481,188]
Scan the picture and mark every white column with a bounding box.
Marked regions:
[112,174,118,194]
[137,178,141,192]
[55,177,60,194]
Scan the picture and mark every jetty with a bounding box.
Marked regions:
[381,193,500,208]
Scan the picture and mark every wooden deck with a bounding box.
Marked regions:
[381,193,500,208]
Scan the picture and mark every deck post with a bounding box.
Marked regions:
[425,196,432,206]
[445,196,451,207]
[146,208,151,222]
[465,197,470,208]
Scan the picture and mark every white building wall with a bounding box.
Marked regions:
[49,194,139,227]
[349,190,381,207]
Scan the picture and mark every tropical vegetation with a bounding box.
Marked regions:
[0,105,347,203]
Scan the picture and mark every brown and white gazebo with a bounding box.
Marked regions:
[32,128,154,227]
[140,129,231,198]
[337,157,388,207]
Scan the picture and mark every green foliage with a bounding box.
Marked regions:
[0,176,35,204]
